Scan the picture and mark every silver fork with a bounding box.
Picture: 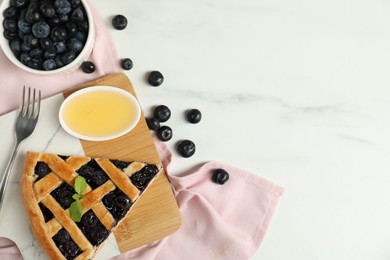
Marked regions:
[0,86,41,212]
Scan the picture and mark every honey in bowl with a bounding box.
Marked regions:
[59,86,141,141]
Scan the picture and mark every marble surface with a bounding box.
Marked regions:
[1,0,390,259]
[91,0,390,259]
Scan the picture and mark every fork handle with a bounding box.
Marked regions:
[0,140,21,213]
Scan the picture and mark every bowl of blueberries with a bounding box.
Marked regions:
[0,0,95,74]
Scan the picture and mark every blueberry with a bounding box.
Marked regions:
[65,22,78,37]
[60,51,76,64]
[21,42,31,52]
[25,9,41,24]
[10,0,28,8]
[59,14,69,23]
[67,38,83,52]
[121,58,133,70]
[9,39,21,54]
[53,41,66,53]
[40,38,53,49]
[115,196,131,210]
[157,126,173,142]
[77,20,88,32]
[90,171,108,187]
[153,105,171,122]
[34,162,52,180]
[42,59,57,70]
[20,52,31,64]
[88,226,108,246]
[186,109,202,124]
[17,19,31,34]
[47,15,61,27]
[112,14,127,30]
[81,61,95,73]
[30,47,43,57]
[177,140,196,158]
[81,211,98,228]
[32,22,50,38]
[75,31,86,41]
[3,6,18,18]
[51,26,68,42]
[3,30,18,40]
[60,241,81,258]
[3,18,17,32]
[212,169,229,185]
[40,4,56,18]
[148,71,164,86]
[146,117,160,131]
[54,229,70,244]
[54,0,72,15]
[55,55,64,67]
[71,7,84,22]
[70,0,81,8]
[23,34,39,48]
[27,58,42,69]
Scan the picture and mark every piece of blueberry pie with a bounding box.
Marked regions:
[21,151,162,259]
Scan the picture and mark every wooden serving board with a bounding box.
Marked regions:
[63,73,181,252]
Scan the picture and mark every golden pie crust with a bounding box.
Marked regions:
[21,151,162,260]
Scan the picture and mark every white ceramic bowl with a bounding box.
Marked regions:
[59,86,142,141]
[0,0,95,75]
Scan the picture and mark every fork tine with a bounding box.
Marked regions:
[31,89,36,118]
[19,86,26,115]
[35,90,41,119]
[24,87,31,117]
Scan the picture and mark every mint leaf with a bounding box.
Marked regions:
[70,199,82,222]
[72,194,82,200]
[75,176,87,194]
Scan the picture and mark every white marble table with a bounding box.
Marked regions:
[90,0,390,259]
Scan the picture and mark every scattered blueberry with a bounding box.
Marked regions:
[112,14,127,30]
[121,58,133,70]
[153,105,171,122]
[81,61,95,73]
[148,71,164,86]
[146,117,160,131]
[187,109,202,124]
[32,22,51,38]
[212,169,229,185]
[177,140,196,158]
[157,126,173,142]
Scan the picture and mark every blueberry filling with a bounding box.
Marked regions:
[130,164,159,191]
[110,159,131,171]
[51,183,75,209]
[34,161,52,181]
[58,155,69,161]
[77,210,109,246]
[76,160,109,189]
[52,229,82,260]
[102,188,133,222]
[39,202,54,222]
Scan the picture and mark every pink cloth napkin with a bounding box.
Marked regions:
[112,138,284,260]
[0,0,284,259]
